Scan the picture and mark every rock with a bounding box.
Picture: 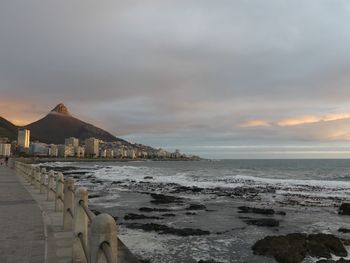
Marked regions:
[245,218,280,227]
[89,194,101,199]
[144,176,154,180]
[252,233,348,263]
[339,203,350,215]
[308,234,347,258]
[317,259,350,263]
[276,211,287,216]
[124,213,163,220]
[338,228,350,233]
[185,212,197,215]
[186,204,207,210]
[126,223,210,236]
[162,213,176,217]
[238,206,275,215]
[150,193,184,204]
[111,181,123,185]
[139,207,172,212]
[198,260,224,263]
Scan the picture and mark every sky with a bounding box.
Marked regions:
[1,0,350,158]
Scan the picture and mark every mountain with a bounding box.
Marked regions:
[0,117,17,141]
[22,103,126,144]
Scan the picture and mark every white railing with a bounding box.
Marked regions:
[14,161,118,263]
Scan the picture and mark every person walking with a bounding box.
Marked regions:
[5,156,9,166]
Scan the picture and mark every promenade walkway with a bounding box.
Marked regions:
[0,165,45,263]
[0,165,73,263]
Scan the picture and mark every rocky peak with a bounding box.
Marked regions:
[50,103,71,116]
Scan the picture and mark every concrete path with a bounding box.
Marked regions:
[0,165,45,263]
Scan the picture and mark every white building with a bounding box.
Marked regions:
[85,138,99,158]
[65,137,79,147]
[106,149,114,158]
[0,143,11,156]
[18,129,30,148]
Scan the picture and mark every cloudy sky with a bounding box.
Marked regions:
[1,0,350,158]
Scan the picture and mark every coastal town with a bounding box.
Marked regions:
[0,128,198,160]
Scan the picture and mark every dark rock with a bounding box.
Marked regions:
[186,204,207,210]
[317,259,350,263]
[111,181,123,185]
[90,209,101,216]
[124,213,163,220]
[144,176,153,180]
[150,193,183,204]
[238,206,275,215]
[253,233,308,263]
[139,207,172,212]
[308,234,347,258]
[245,218,280,227]
[185,212,197,215]
[89,194,101,199]
[276,211,286,216]
[126,223,210,236]
[198,260,224,263]
[162,213,176,217]
[338,228,350,233]
[253,233,348,263]
[339,203,350,215]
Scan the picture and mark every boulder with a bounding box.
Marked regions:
[252,233,348,263]
[124,213,163,220]
[245,218,280,227]
[238,206,275,215]
[150,193,183,204]
[126,223,210,236]
[186,204,207,210]
[339,203,350,215]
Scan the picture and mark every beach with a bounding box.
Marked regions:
[37,159,350,263]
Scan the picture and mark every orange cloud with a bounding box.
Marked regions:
[239,119,271,128]
[277,113,350,127]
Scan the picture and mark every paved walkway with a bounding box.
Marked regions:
[0,165,45,263]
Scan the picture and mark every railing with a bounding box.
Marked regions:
[14,161,118,263]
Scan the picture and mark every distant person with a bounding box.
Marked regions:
[5,156,9,166]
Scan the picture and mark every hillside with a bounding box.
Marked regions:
[0,117,17,141]
[23,103,126,144]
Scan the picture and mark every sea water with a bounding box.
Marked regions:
[39,159,350,263]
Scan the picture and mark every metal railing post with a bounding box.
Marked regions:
[73,187,89,263]
[63,178,75,231]
[90,214,118,263]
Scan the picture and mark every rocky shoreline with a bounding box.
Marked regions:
[38,162,350,263]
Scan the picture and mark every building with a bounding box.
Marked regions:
[106,149,114,159]
[49,144,59,157]
[30,142,49,156]
[85,138,99,158]
[18,129,30,148]
[58,145,75,158]
[0,143,11,157]
[65,137,79,147]
[74,146,85,158]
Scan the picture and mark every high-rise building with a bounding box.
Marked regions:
[0,143,11,156]
[65,137,79,147]
[18,129,30,148]
[85,137,99,158]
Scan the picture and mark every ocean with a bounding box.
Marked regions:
[38,159,350,263]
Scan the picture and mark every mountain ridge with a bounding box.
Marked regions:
[0,103,127,145]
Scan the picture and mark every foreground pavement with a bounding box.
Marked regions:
[0,165,45,263]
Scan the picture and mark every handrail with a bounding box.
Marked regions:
[101,242,114,263]
[79,200,96,222]
[14,161,122,263]
[67,208,74,218]
[78,233,89,263]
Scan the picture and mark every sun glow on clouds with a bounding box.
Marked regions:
[240,113,350,128]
